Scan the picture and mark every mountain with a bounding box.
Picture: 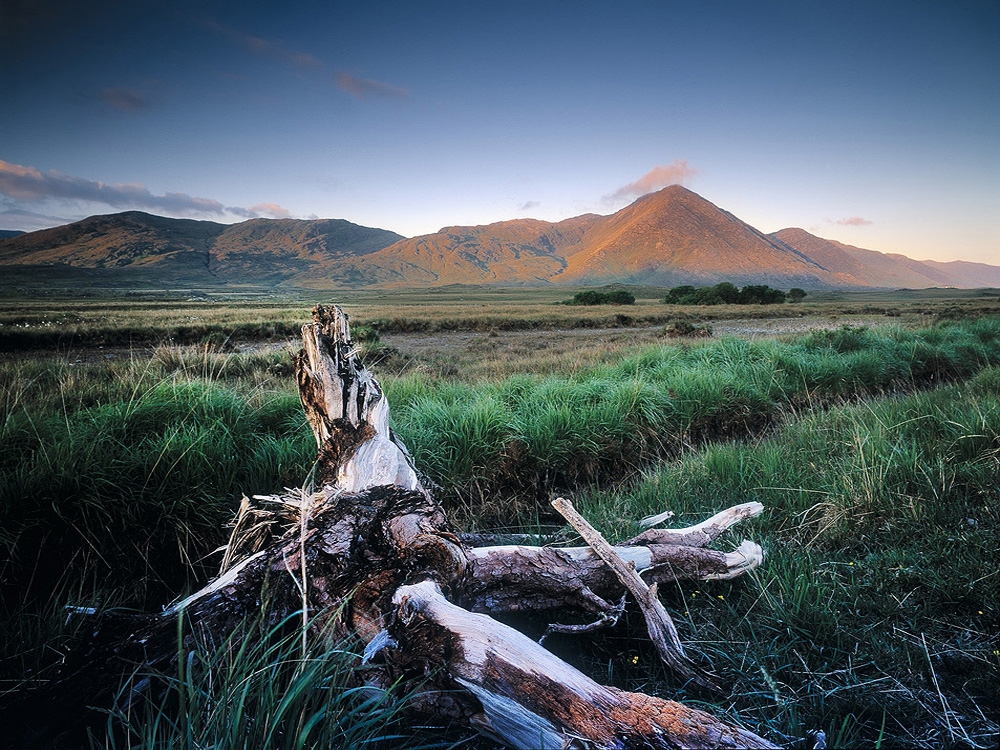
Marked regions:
[331,215,601,286]
[1,189,996,289]
[770,228,957,288]
[0,211,404,283]
[0,230,25,240]
[552,186,829,287]
[210,218,403,283]
[0,212,224,270]
[918,260,1000,289]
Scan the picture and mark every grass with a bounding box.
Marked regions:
[98,610,447,750]
[2,285,998,351]
[2,301,999,748]
[386,318,1000,523]
[0,348,311,610]
[568,366,1000,746]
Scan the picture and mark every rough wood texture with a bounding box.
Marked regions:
[394,580,776,749]
[34,304,776,750]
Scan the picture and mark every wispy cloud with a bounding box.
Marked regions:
[205,20,322,68]
[336,72,409,99]
[100,86,150,112]
[830,216,873,227]
[0,160,290,221]
[247,202,292,219]
[0,206,75,232]
[518,200,541,211]
[604,160,697,204]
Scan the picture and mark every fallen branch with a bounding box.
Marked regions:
[31,304,776,749]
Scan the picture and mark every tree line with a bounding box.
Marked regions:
[664,282,806,305]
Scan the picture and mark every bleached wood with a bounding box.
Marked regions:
[394,580,777,749]
[46,304,777,750]
[298,305,422,494]
[552,496,716,689]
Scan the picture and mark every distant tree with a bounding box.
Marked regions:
[665,282,791,306]
[565,289,635,306]
[788,288,807,303]
[567,290,604,306]
[604,289,636,305]
[739,285,786,305]
[711,282,740,304]
[664,285,697,304]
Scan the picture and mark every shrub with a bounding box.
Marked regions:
[664,282,791,305]
[563,289,636,306]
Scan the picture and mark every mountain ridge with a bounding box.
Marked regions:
[1,188,996,289]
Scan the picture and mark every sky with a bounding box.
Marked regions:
[1,0,998,264]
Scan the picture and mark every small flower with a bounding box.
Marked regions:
[717,595,725,601]
[979,611,984,615]
[848,562,854,566]
[630,655,639,665]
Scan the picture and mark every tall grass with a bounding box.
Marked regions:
[3,316,999,747]
[568,366,1000,747]
[0,349,312,611]
[97,611,446,750]
[387,319,1000,519]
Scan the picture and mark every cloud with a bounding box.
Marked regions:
[518,200,541,211]
[604,160,697,204]
[0,206,75,232]
[0,160,290,221]
[100,86,149,112]
[205,20,322,68]
[336,72,409,99]
[830,216,873,227]
[248,203,292,219]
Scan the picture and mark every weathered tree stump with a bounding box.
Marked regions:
[30,305,778,749]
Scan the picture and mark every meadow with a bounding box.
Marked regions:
[1,286,998,747]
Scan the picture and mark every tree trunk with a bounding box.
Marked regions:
[42,304,778,749]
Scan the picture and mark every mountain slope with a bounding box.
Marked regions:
[0,212,404,283]
[330,215,601,286]
[919,259,1000,289]
[211,218,403,281]
[770,228,987,288]
[0,211,224,269]
[555,186,830,286]
[1,189,997,290]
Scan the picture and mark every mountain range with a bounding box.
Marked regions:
[2,186,998,289]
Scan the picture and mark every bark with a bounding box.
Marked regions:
[39,304,776,749]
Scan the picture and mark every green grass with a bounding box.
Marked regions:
[2,313,999,747]
[99,610,447,750]
[568,366,1000,746]
[0,351,311,609]
[387,318,1000,521]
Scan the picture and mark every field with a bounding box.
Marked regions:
[2,285,999,748]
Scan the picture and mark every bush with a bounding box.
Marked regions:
[564,289,636,306]
[664,282,791,305]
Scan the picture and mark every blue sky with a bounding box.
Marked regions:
[2,0,998,264]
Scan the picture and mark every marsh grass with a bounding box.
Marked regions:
[388,318,1000,524]
[3,286,997,352]
[0,352,312,611]
[567,367,1000,746]
[3,310,999,748]
[97,610,449,750]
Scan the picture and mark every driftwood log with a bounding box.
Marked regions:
[35,305,778,748]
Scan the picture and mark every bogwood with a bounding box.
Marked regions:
[45,305,778,749]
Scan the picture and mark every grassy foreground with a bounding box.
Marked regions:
[1,315,999,747]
